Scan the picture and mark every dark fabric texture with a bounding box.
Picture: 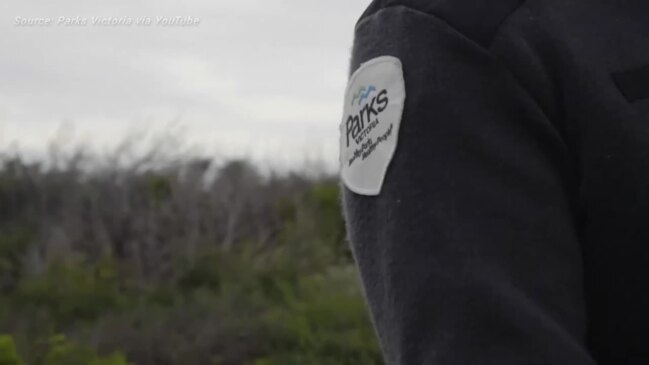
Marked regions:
[341,1,649,364]
[613,65,649,102]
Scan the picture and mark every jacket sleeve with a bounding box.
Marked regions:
[340,5,596,365]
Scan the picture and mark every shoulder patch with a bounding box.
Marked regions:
[339,56,405,196]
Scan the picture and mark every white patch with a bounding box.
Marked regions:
[339,56,406,196]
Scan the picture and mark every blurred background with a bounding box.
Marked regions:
[0,1,383,364]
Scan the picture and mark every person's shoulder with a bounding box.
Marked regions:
[357,0,529,47]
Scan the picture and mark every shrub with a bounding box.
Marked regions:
[0,335,24,365]
[37,335,130,365]
[255,266,382,365]
[0,154,382,365]
[13,257,129,327]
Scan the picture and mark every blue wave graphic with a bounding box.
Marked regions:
[358,85,376,105]
[351,85,377,106]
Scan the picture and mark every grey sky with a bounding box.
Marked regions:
[0,1,370,169]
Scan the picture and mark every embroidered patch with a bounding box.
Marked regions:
[339,56,406,196]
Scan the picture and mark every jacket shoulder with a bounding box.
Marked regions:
[358,0,526,47]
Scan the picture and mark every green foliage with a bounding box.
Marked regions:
[0,228,33,292]
[0,335,24,365]
[13,257,129,327]
[255,267,381,365]
[177,250,228,294]
[35,335,130,365]
[308,183,343,230]
[0,156,382,365]
[0,334,130,365]
[145,174,172,205]
[306,183,349,259]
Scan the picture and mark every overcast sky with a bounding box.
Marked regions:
[0,1,370,169]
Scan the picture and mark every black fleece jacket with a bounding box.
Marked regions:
[339,1,649,364]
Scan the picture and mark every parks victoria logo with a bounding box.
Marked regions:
[339,56,405,196]
[344,84,391,162]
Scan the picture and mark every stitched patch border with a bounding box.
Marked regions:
[339,56,406,196]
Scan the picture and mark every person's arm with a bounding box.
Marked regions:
[340,4,596,364]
